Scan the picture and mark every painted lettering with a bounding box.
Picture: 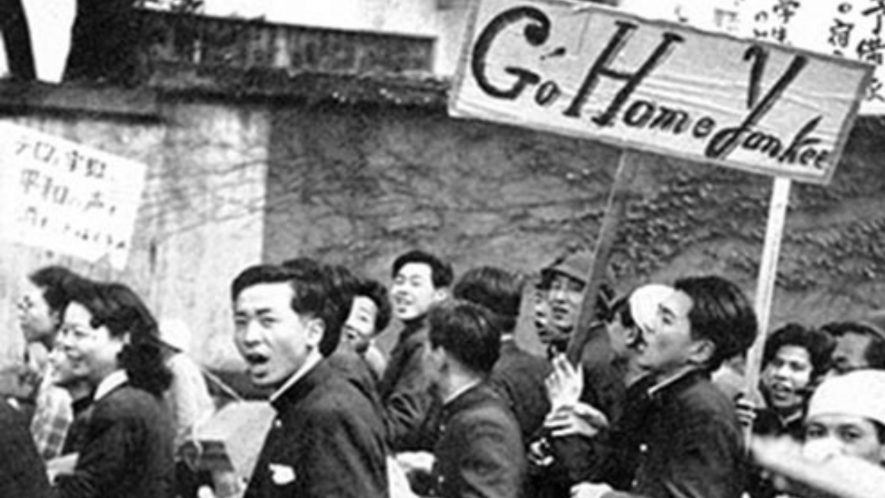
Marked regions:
[706,47,808,160]
[562,21,684,126]
[471,7,551,99]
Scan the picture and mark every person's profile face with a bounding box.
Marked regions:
[233,282,321,388]
[606,309,638,359]
[632,290,698,377]
[18,282,58,343]
[804,413,885,465]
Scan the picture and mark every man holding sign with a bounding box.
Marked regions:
[571,275,757,498]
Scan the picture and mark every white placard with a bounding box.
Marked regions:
[0,122,147,269]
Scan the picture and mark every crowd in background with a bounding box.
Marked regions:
[3,246,885,498]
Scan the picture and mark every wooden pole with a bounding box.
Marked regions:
[566,150,641,365]
[743,176,792,444]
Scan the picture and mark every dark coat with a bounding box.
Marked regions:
[489,338,552,443]
[244,359,389,498]
[530,332,626,497]
[54,384,175,498]
[378,321,436,450]
[604,369,746,498]
[0,399,51,497]
[432,383,527,498]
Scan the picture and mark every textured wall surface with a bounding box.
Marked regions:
[2,87,885,375]
[0,100,268,371]
[261,105,885,352]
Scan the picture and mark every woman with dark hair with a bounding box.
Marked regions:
[747,323,835,498]
[50,280,175,498]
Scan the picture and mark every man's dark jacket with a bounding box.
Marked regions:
[432,383,526,498]
[244,359,388,498]
[604,369,746,498]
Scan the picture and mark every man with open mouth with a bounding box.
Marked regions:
[232,262,388,498]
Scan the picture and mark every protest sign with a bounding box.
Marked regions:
[741,0,885,115]
[0,121,146,270]
[450,0,872,185]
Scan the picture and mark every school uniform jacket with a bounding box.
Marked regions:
[244,359,389,498]
[432,383,526,498]
[489,338,552,443]
[378,320,435,451]
[603,369,746,498]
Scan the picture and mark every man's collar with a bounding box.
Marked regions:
[269,349,323,403]
[647,366,704,398]
[94,370,128,401]
[443,379,482,406]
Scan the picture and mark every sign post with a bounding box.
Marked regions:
[742,176,792,443]
[449,0,871,396]
[566,149,640,365]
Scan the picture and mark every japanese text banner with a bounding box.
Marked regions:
[449,0,873,184]
[0,122,147,269]
[742,0,885,115]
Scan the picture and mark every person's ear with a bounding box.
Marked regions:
[306,317,325,348]
[688,338,714,367]
[432,288,449,305]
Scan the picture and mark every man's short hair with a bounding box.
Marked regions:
[428,300,501,376]
[674,275,758,373]
[28,265,82,314]
[391,249,454,289]
[821,321,885,370]
[231,263,341,357]
[452,266,523,335]
[355,277,392,334]
[763,323,835,380]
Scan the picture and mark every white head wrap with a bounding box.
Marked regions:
[807,369,885,427]
[629,284,676,332]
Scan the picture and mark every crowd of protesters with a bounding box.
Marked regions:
[3,247,885,498]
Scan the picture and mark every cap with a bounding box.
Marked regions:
[807,369,885,427]
[861,310,885,341]
[542,250,593,285]
[629,284,675,333]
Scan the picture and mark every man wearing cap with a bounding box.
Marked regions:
[528,249,624,497]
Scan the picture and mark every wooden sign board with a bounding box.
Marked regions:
[449,0,873,185]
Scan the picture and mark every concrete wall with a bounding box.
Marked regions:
[2,81,885,377]
[0,92,268,372]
